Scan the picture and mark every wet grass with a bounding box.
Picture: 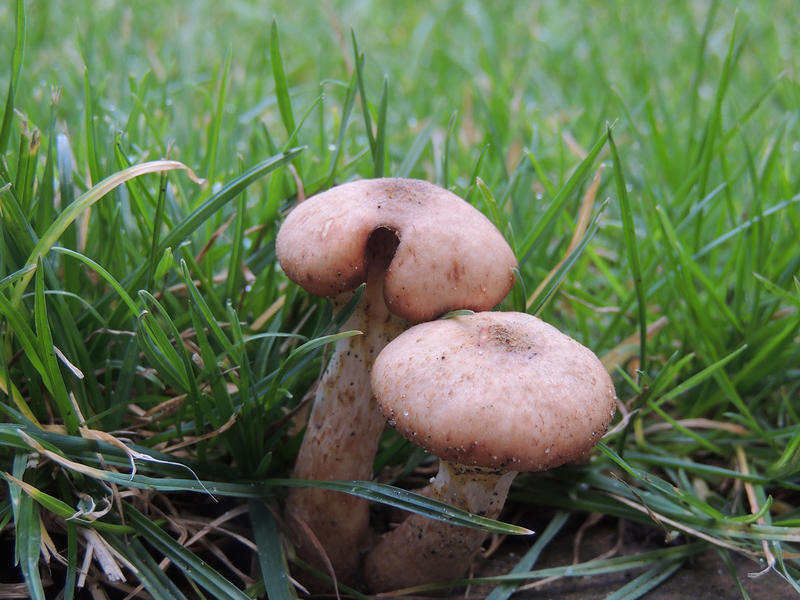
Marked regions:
[0,1,798,598]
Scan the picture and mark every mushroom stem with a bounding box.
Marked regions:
[364,461,517,592]
[285,268,406,584]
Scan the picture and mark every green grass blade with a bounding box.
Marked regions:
[374,74,389,177]
[34,261,79,433]
[249,500,297,600]
[105,534,188,600]
[51,247,139,317]
[273,479,532,535]
[83,70,101,185]
[157,148,302,258]
[396,118,435,178]
[528,201,606,315]
[204,46,231,183]
[12,160,202,305]
[271,20,296,140]
[8,456,46,600]
[608,125,647,372]
[604,558,684,600]
[323,73,358,187]
[486,510,570,600]
[125,505,251,600]
[516,129,606,259]
[442,110,458,189]
[352,29,375,157]
[0,286,77,431]
[0,0,25,153]
[64,521,77,600]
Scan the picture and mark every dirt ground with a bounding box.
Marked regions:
[467,516,797,600]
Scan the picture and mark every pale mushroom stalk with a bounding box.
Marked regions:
[364,462,517,591]
[285,232,406,583]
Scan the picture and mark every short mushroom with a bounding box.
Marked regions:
[276,178,517,583]
[363,311,616,592]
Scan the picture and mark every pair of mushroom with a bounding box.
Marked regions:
[275,178,615,590]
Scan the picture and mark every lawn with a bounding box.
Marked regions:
[1,0,799,598]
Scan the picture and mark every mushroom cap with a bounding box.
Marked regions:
[275,178,517,322]
[371,312,616,471]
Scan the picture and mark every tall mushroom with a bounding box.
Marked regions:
[363,311,616,592]
[275,178,517,583]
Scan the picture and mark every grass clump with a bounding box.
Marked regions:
[1,1,799,598]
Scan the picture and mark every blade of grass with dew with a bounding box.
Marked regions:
[6,428,531,535]
[271,478,532,535]
[608,125,647,373]
[516,129,607,260]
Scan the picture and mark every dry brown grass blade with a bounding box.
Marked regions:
[526,165,605,310]
[81,528,129,583]
[286,511,340,600]
[562,130,588,159]
[601,315,669,373]
[736,445,777,577]
[195,212,236,264]
[599,490,760,558]
[251,294,286,330]
[161,410,238,453]
[644,418,750,436]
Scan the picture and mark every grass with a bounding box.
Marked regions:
[1,0,799,598]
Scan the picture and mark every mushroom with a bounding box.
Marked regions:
[363,311,616,592]
[275,178,517,583]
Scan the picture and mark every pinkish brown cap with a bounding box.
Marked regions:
[371,312,617,471]
[275,178,517,322]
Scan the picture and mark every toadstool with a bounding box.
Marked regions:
[363,311,616,591]
[275,178,517,583]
